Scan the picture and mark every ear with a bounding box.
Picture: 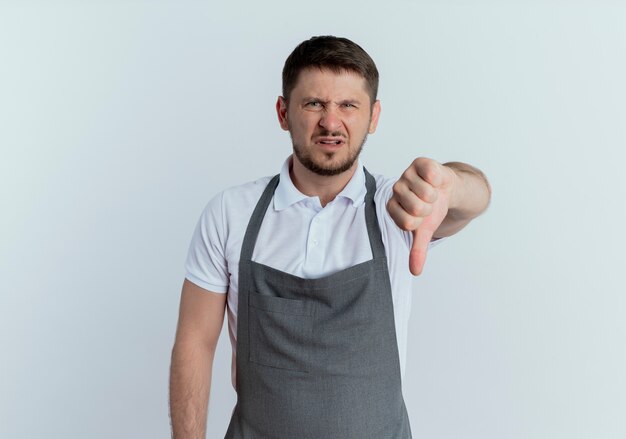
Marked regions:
[368,100,381,134]
[276,96,289,131]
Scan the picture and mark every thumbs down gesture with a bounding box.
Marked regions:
[386,157,458,276]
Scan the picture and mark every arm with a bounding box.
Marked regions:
[434,161,492,238]
[169,279,227,439]
[387,157,491,275]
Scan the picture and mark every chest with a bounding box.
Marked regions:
[250,198,373,279]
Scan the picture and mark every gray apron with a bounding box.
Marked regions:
[225,169,412,439]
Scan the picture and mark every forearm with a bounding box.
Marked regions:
[433,161,491,237]
[444,161,491,218]
[169,341,214,439]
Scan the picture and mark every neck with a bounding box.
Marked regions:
[289,157,358,207]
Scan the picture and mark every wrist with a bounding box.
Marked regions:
[442,164,463,212]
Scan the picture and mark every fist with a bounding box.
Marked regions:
[386,157,456,275]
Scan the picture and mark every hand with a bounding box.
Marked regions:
[387,158,456,276]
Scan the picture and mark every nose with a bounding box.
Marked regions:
[319,107,342,132]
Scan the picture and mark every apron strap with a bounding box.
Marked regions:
[363,168,387,260]
[240,174,280,263]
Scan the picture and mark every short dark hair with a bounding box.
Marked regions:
[282,36,379,105]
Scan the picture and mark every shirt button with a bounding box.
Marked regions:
[312,240,318,246]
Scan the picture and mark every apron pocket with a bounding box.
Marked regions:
[248,292,313,373]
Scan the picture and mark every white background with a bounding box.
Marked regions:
[1,1,625,438]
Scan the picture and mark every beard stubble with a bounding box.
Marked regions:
[291,132,368,177]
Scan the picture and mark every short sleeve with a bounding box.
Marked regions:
[184,192,229,293]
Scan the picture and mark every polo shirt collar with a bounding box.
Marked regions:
[273,155,367,211]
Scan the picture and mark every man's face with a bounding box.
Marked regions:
[277,68,381,176]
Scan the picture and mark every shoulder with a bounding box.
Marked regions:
[203,175,274,211]
[219,175,274,209]
[195,175,274,234]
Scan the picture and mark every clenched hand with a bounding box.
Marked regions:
[387,158,457,276]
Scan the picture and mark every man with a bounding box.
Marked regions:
[169,36,491,439]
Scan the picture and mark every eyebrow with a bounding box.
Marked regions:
[301,96,325,103]
[300,97,363,105]
[338,99,362,106]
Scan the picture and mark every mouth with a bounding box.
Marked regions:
[316,137,346,150]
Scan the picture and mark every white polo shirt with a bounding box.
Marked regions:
[185,156,442,386]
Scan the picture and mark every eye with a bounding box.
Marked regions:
[306,101,322,107]
[342,103,357,109]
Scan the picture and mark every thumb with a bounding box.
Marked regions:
[409,225,434,276]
